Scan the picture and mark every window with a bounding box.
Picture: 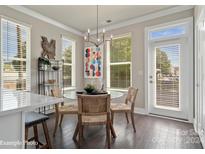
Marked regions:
[62,37,75,89]
[149,25,186,40]
[1,18,31,91]
[107,34,132,90]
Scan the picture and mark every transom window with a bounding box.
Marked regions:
[62,37,75,89]
[1,18,31,91]
[149,25,186,40]
[107,34,132,90]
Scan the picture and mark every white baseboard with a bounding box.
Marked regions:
[134,107,148,115]
[198,128,205,148]
[194,120,205,149]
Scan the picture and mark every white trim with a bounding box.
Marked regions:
[90,5,194,34]
[110,62,131,65]
[106,41,110,88]
[7,5,83,36]
[148,113,192,123]
[134,107,147,115]
[63,87,76,91]
[0,15,32,28]
[146,17,193,31]
[111,32,131,40]
[109,88,128,92]
[134,108,192,124]
[198,128,205,148]
[61,36,76,88]
[7,5,193,37]
[194,118,198,133]
[194,6,205,149]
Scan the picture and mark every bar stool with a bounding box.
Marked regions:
[25,112,52,149]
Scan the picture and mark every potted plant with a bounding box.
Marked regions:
[84,84,96,94]
[38,57,51,70]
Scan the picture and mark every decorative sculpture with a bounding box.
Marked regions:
[41,36,56,59]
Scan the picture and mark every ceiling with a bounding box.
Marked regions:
[24,5,177,33]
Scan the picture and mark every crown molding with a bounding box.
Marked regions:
[89,5,194,35]
[7,5,194,37]
[7,5,83,36]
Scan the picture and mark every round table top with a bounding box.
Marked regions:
[64,90,124,100]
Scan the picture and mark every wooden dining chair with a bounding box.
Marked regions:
[51,88,78,137]
[74,94,114,148]
[110,87,138,132]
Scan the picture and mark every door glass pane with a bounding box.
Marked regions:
[155,44,180,109]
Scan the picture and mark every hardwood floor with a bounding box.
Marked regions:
[27,113,203,149]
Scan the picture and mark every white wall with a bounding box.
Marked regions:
[0,6,84,93]
[194,5,205,148]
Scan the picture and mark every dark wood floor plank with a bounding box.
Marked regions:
[27,113,203,149]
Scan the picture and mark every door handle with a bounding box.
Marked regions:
[149,81,153,83]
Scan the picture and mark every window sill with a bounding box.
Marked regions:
[108,88,128,92]
[63,87,76,91]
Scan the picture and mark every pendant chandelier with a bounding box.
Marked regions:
[84,5,113,47]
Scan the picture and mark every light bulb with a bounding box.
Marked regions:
[110,34,113,39]
[103,29,105,33]
[84,36,87,40]
[88,29,90,33]
[97,38,100,42]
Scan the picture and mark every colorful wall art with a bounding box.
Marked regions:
[84,46,103,78]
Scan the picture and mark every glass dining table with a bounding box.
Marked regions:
[63,90,124,100]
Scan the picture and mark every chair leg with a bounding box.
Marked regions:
[33,125,39,149]
[42,121,52,149]
[110,121,117,138]
[111,112,114,124]
[53,114,59,137]
[59,115,64,126]
[130,112,136,132]
[82,125,85,140]
[25,127,29,149]
[125,112,129,124]
[78,124,83,148]
[106,123,111,149]
[72,123,79,141]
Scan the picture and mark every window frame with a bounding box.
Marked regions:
[61,36,76,90]
[106,33,132,91]
[0,15,31,91]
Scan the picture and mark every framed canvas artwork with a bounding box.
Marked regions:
[84,46,103,78]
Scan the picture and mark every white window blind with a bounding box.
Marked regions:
[155,45,180,108]
[62,37,75,89]
[108,35,132,89]
[1,18,31,91]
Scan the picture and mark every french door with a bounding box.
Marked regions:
[148,39,190,120]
